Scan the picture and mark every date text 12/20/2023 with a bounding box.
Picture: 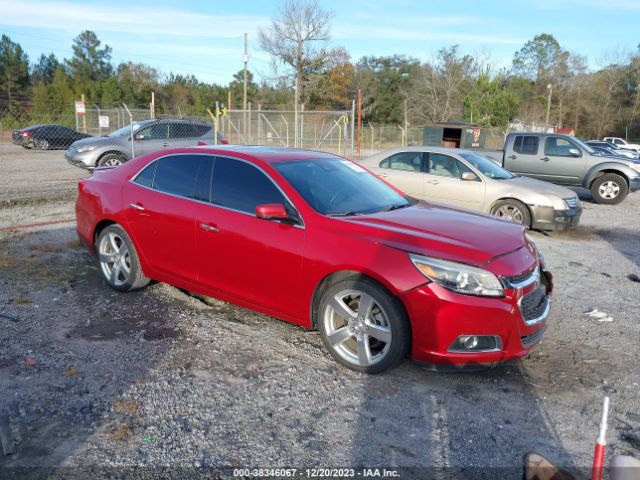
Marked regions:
[232,468,400,478]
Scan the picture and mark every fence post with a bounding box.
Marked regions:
[122,102,134,159]
[368,122,374,153]
[257,104,262,145]
[300,104,304,149]
[215,102,220,145]
[350,99,356,159]
[248,102,252,144]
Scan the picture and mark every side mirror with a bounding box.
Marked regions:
[134,133,145,141]
[256,203,289,222]
[569,148,580,157]
[461,171,479,181]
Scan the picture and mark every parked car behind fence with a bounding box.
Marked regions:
[65,118,227,168]
[12,124,91,150]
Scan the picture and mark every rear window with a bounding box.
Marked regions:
[169,123,198,139]
[513,135,539,155]
[133,161,157,188]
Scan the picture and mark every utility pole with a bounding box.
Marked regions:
[356,89,362,158]
[545,83,553,132]
[243,33,248,140]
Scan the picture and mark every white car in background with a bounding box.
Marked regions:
[359,147,582,231]
[603,137,640,152]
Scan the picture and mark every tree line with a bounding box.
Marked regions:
[1,2,639,139]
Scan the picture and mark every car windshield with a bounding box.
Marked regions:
[274,157,414,216]
[458,151,514,180]
[573,137,596,154]
[108,122,147,137]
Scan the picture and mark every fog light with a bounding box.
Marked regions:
[448,335,502,353]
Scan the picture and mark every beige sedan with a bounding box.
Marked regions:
[359,147,582,230]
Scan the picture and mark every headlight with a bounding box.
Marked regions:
[629,163,640,173]
[409,254,504,297]
[548,195,568,210]
[76,145,96,153]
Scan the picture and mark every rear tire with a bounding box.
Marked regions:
[96,225,150,292]
[98,153,126,167]
[318,276,410,374]
[36,139,49,150]
[490,199,532,227]
[590,173,628,204]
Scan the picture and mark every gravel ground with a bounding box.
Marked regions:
[0,145,639,479]
[0,144,89,204]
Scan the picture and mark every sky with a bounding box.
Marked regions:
[1,0,639,85]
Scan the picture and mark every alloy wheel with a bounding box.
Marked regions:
[598,181,620,200]
[102,157,123,166]
[98,232,131,287]
[323,289,392,367]
[494,205,524,224]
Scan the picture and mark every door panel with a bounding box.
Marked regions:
[375,151,425,197]
[505,135,542,177]
[423,153,485,209]
[122,183,197,281]
[537,137,587,184]
[195,205,305,318]
[133,123,169,156]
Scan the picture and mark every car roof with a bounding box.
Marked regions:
[361,145,477,160]
[191,145,339,163]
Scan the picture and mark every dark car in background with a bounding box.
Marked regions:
[65,118,228,169]
[12,124,91,150]
[585,140,639,159]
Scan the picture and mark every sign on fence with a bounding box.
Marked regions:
[98,115,109,128]
[75,100,86,115]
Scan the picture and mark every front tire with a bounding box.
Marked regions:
[98,153,126,167]
[97,225,150,292]
[36,139,49,150]
[490,199,532,227]
[318,276,410,374]
[590,173,628,204]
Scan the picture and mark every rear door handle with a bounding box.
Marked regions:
[540,157,550,162]
[199,223,220,232]
[378,173,388,178]
[508,154,517,160]
[129,203,145,211]
[162,142,171,147]
[426,180,440,185]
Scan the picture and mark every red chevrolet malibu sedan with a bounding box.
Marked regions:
[75,146,552,373]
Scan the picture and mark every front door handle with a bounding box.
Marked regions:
[378,173,388,178]
[129,203,145,211]
[508,154,517,160]
[199,223,220,233]
[540,157,550,162]
[162,142,171,147]
[426,180,440,185]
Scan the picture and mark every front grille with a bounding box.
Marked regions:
[565,197,578,209]
[503,267,538,289]
[521,327,545,347]
[519,286,550,324]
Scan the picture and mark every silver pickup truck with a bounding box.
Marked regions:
[481,132,640,204]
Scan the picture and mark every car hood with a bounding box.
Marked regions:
[498,175,577,198]
[340,202,528,267]
[70,136,123,149]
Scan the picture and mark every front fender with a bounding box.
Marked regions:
[582,162,637,188]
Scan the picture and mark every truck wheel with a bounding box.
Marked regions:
[98,153,126,167]
[590,173,628,204]
[490,199,531,227]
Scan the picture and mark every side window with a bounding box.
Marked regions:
[513,135,539,155]
[169,123,197,139]
[211,157,285,214]
[545,137,578,157]
[136,123,168,140]
[133,161,158,188]
[382,152,424,172]
[194,124,213,136]
[427,153,464,178]
[153,155,205,198]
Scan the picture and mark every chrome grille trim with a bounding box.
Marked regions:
[564,197,578,208]
[502,266,539,289]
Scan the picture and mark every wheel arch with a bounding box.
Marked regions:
[585,168,630,189]
[309,270,407,330]
[488,197,533,224]
[93,219,118,249]
[96,150,129,164]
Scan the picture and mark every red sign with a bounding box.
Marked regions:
[75,100,86,115]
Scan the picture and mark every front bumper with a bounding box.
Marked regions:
[65,149,95,169]
[630,175,640,192]
[530,205,581,231]
[401,267,552,367]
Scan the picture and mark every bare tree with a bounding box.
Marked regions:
[259,0,333,108]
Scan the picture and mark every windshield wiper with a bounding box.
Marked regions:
[382,203,410,212]
[326,211,361,217]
